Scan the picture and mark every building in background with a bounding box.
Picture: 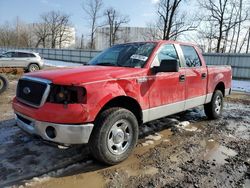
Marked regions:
[95,27,157,50]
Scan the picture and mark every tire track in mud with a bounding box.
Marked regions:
[0,119,91,187]
[0,106,205,187]
[1,101,250,187]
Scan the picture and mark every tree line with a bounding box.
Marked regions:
[148,0,250,53]
[0,11,73,49]
[0,0,249,53]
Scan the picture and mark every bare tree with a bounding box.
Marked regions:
[103,7,130,46]
[200,0,230,52]
[34,23,50,48]
[238,27,249,53]
[0,22,16,47]
[57,15,73,48]
[199,0,248,53]
[0,19,32,48]
[234,0,243,53]
[142,22,162,41]
[156,0,199,40]
[37,11,72,48]
[246,27,250,53]
[196,21,218,52]
[82,0,103,49]
[221,3,236,53]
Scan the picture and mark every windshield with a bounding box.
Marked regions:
[88,42,156,68]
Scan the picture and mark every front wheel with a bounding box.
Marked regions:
[89,107,139,165]
[204,90,224,119]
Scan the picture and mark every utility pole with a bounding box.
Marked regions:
[80,34,84,49]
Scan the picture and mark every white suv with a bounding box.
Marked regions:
[0,50,44,72]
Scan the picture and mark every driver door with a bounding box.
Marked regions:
[146,44,186,122]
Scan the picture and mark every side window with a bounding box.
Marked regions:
[17,52,29,58]
[158,44,179,63]
[28,53,36,57]
[181,45,201,67]
[4,52,14,58]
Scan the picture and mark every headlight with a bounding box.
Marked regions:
[47,85,86,104]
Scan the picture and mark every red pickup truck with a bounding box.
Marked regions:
[13,41,232,164]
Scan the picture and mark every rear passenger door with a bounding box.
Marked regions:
[14,52,30,67]
[180,45,207,109]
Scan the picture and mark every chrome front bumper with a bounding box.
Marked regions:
[15,112,94,145]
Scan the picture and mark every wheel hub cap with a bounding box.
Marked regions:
[107,119,132,155]
[215,96,222,113]
[113,130,125,144]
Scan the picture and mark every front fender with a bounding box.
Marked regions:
[84,80,128,122]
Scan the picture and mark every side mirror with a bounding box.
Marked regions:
[153,59,179,73]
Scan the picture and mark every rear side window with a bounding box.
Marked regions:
[180,45,201,67]
[28,53,36,57]
[17,52,35,58]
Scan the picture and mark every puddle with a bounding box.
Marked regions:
[226,121,250,140]
[145,134,162,141]
[177,121,203,132]
[140,129,172,147]
[125,166,158,177]
[27,171,106,188]
[169,155,179,163]
[203,139,237,165]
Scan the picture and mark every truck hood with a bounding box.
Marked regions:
[26,66,146,85]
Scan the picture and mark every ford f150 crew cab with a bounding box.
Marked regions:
[13,40,232,164]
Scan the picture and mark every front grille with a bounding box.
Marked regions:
[16,77,50,107]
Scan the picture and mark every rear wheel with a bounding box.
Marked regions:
[204,90,223,119]
[28,63,40,72]
[89,107,138,165]
[0,74,8,94]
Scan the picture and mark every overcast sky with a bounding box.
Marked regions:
[0,0,161,36]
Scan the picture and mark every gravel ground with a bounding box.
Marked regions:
[0,70,249,188]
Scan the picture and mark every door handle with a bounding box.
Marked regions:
[179,74,185,82]
[201,73,207,79]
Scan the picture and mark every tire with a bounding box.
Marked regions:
[0,74,8,94]
[204,90,223,119]
[89,107,139,165]
[28,63,40,72]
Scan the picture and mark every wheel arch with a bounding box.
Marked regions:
[214,82,225,96]
[28,62,40,68]
[94,96,143,126]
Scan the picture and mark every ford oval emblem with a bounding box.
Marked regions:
[23,87,31,95]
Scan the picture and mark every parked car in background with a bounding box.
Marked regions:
[0,51,44,72]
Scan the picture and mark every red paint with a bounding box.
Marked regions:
[12,40,232,124]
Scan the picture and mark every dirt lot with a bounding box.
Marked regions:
[0,70,249,188]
